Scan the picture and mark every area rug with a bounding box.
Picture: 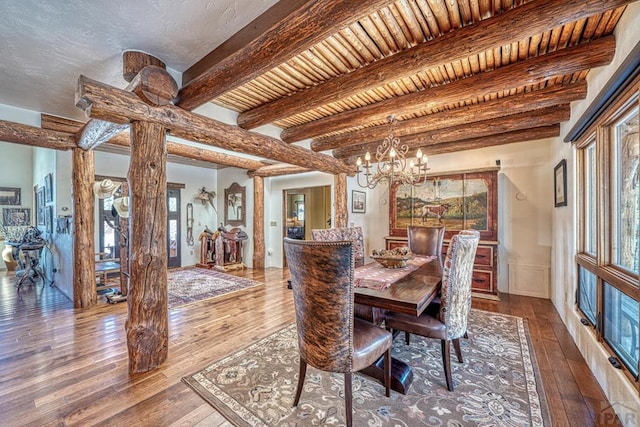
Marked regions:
[105,267,262,309]
[183,309,551,426]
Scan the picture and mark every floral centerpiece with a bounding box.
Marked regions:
[371,246,414,269]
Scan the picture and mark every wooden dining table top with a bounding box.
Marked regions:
[354,258,442,317]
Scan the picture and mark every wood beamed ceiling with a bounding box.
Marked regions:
[7,0,631,175]
[174,0,630,168]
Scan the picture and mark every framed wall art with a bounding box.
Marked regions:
[36,186,45,225]
[46,205,54,234]
[0,187,21,205]
[554,159,567,207]
[45,173,53,203]
[352,190,366,213]
[2,207,30,226]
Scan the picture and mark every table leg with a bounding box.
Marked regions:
[360,355,414,395]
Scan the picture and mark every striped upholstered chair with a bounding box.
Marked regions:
[284,237,392,427]
[384,230,480,391]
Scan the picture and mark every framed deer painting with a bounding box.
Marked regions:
[389,168,498,241]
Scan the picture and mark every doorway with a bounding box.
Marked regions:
[167,187,181,268]
[283,185,331,266]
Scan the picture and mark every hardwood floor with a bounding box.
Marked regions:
[0,268,620,426]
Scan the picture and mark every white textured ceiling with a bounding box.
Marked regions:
[0,0,279,121]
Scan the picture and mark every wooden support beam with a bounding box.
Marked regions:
[72,148,96,308]
[76,76,355,175]
[125,65,178,106]
[0,120,76,150]
[333,105,570,159]
[177,0,391,111]
[76,64,178,150]
[248,163,311,177]
[413,125,562,156]
[311,81,587,152]
[253,176,265,269]
[123,50,166,82]
[126,120,169,373]
[238,0,628,130]
[281,35,615,142]
[41,114,267,171]
[334,173,347,229]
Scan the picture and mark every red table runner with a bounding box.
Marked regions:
[354,255,436,291]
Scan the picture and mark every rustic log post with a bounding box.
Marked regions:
[253,176,265,269]
[119,181,129,296]
[334,173,348,229]
[72,147,96,308]
[125,120,168,373]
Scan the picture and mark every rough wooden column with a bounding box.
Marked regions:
[119,181,129,296]
[72,148,96,308]
[125,120,168,373]
[334,173,348,229]
[253,176,265,269]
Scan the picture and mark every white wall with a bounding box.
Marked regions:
[551,2,640,421]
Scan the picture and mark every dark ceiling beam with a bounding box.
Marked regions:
[332,105,571,159]
[237,0,630,130]
[76,76,354,175]
[282,35,615,142]
[176,0,392,111]
[0,120,76,150]
[311,81,587,152]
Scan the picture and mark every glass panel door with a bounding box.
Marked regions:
[167,188,181,268]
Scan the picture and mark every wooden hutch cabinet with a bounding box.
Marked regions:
[385,167,499,297]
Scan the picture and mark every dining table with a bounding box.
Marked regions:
[353,255,442,394]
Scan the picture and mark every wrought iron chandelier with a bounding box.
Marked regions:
[356,115,429,189]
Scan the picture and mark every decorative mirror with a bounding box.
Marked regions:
[224,182,246,227]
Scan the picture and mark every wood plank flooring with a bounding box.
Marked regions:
[0,268,620,426]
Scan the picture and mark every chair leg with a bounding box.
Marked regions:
[384,347,391,397]
[463,331,469,339]
[293,358,307,407]
[404,331,411,345]
[453,338,463,363]
[440,340,454,391]
[344,372,353,427]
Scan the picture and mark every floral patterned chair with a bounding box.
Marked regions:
[284,238,392,427]
[310,227,385,324]
[384,230,480,391]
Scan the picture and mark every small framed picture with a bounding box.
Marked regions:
[2,207,30,226]
[46,205,54,234]
[37,187,45,225]
[45,173,53,203]
[0,187,21,205]
[352,190,366,213]
[554,159,567,207]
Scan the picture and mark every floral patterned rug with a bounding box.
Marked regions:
[183,309,550,426]
[106,268,263,309]
[166,268,262,309]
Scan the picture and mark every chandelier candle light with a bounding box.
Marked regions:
[356,115,429,189]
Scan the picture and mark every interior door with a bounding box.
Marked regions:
[167,188,181,268]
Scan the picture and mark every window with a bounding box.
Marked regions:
[603,283,639,377]
[576,79,639,385]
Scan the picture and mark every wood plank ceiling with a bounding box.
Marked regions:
[178,0,628,163]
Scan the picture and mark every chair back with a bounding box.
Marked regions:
[440,230,480,340]
[284,237,356,373]
[311,227,364,267]
[407,225,445,257]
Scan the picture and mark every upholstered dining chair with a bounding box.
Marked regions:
[284,238,392,427]
[384,230,480,391]
[310,227,385,324]
[407,225,445,262]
